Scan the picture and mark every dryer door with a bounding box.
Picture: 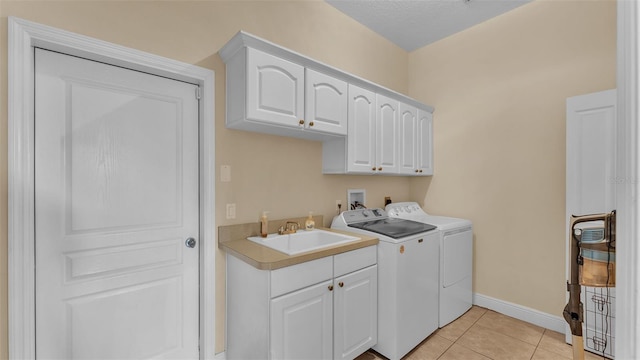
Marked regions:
[442,229,473,287]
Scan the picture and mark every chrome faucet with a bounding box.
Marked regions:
[278,221,300,235]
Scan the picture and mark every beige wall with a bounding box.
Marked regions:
[408,0,616,316]
[0,1,411,357]
[0,0,617,358]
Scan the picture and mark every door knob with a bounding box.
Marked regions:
[185,237,197,248]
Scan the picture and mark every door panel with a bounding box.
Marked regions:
[376,94,398,173]
[442,230,473,287]
[35,48,200,359]
[305,69,347,135]
[334,266,377,360]
[66,82,181,232]
[347,85,377,173]
[270,280,333,360]
[398,103,417,174]
[417,109,433,175]
[68,277,182,359]
[247,48,304,126]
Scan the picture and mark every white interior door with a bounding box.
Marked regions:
[35,48,200,359]
[565,89,617,351]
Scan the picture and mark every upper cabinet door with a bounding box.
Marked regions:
[347,85,377,173]
[305,69,348,135]
[376,94,399,173]
[417,109,434,175]
[246,48,304,127]
[398,103,418,175]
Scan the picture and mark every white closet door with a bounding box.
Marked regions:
[565,89,617,353]
[35,49,200,359]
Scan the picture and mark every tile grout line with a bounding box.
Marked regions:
[446,308,498,360]
[472,310,547,349]
[530,328,547,360]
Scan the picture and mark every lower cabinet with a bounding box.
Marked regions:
[270,280,334,359]
[333,266,378,360]
[226,246,377,360]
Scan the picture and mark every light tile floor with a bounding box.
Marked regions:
[356,306,610,360]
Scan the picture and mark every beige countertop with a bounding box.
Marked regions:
[218,217,378,270]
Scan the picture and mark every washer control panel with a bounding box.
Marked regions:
[342,208,387,224]
[386,202,423,217]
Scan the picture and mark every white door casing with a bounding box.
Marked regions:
[8,17,215,360]
[35,48,200,359]
[615,2,639,357]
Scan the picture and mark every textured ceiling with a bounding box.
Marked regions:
[326,0,532,52]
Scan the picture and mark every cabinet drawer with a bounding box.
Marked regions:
[334,245,377,278]
[271,256,333,298]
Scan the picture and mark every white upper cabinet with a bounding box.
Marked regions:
[246,48,304,128]
[346,85,377,173]
[305,69,348,135]
[397,104,433,176]
[222,37,347,140]
[220,31,434,175]
[398,103,417,174]
[376,94,399,174]
[416,109,434,175]
[342,86,400,174]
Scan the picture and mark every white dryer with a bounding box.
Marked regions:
[386,202,473,327]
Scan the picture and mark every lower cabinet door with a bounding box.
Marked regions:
[334,265,378,360]
[270,280,334,360]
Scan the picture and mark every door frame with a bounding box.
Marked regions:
[616,1,639,358]
[7,17,216,359]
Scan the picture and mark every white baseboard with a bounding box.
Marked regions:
[473,292,566,333]
[214,351,226,360]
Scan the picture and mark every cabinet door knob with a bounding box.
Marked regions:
[378,167,382,171]
[372,167,376,171]
[415,169,419,173]
[338,282,344,288]
[299,119,305,125]
[309,121,314,127]
[328,285,334,291]
[419,169,423,173]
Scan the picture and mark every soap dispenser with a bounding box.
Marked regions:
[260,211,269,238]
[305,211,315,231]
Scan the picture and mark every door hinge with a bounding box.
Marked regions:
[195,86,201,100]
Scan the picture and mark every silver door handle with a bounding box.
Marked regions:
[185,237,196,248]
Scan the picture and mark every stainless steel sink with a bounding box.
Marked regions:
[248,229,359,255]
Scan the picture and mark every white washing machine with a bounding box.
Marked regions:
[331,208,439,360]
[386,202,473,327]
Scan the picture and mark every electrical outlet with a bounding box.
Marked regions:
[226,203,236,219]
